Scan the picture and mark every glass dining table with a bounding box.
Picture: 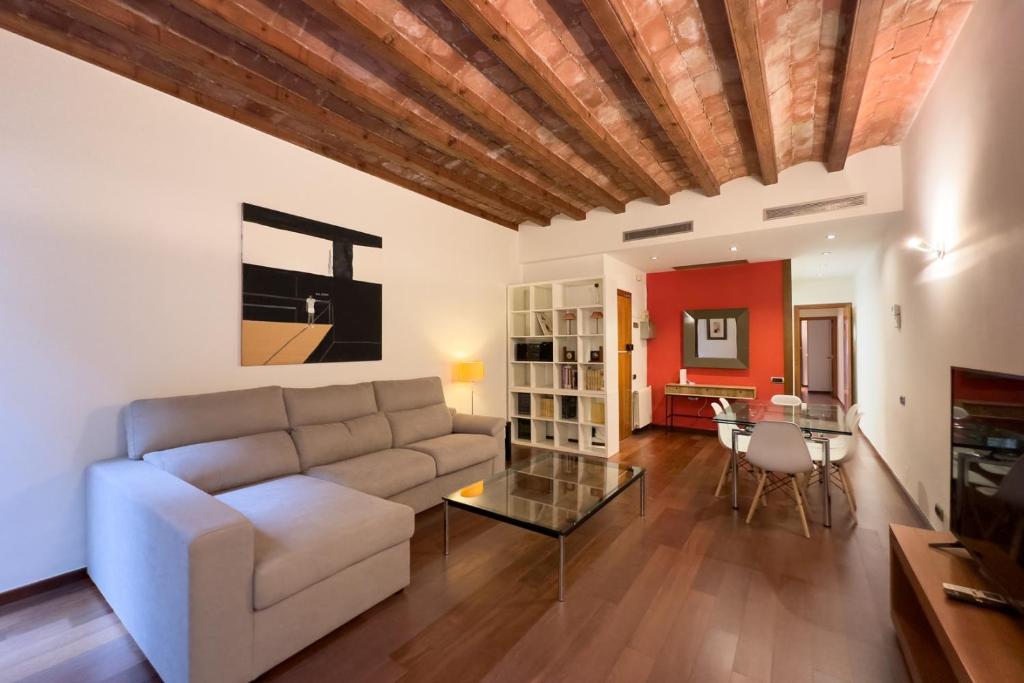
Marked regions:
[713,401,852,527]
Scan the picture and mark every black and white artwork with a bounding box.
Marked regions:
[241,204,382,365]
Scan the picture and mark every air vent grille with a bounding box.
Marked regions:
[623,221,693,242]
[763,193,866,221]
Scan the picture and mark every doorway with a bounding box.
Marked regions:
[794,303,854,407]
[617,290,632,444]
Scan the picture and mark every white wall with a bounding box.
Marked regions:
[853,0,1024,528]
[0,31,519,592]
[792,276,855,305]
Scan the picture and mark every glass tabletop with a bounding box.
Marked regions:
[713,401,852,435]
[443,451,644,537]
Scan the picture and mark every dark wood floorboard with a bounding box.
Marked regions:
[0,429,922,682]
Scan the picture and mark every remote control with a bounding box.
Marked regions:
[942,583,1014,611]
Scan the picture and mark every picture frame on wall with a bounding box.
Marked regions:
[708,318,727,340]
[681,308,750,369]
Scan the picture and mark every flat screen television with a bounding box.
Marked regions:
[950,367,1024,612]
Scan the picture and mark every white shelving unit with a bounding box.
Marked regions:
[508,277,616,457]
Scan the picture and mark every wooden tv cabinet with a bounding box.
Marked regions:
[889,524,1024,682]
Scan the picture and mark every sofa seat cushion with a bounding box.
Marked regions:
[216,475,413,611]
[305,449,436,499]
[406,433,497,476]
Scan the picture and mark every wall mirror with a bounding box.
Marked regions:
[682,308,749,369]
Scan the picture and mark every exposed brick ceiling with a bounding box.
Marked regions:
[0,0,973,229]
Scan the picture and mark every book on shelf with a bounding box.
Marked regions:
[560,396,578,420]
[535,311,553,335]
[538,397,555,418]
[559,364,578,390]
[584,366,604,391]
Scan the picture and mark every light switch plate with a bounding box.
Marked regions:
[770,376,784,384]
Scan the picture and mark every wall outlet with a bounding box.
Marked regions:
[770,376,784,384]
[899,395,907,406]
[934,504,945,522]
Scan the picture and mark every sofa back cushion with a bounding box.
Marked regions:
[386,404,453,447]
[372,377,446,413]
[290,413,393,469]
[143,431,300,493]
[373,378,452,447]
[126,386,289,459]
[283,383,377,427]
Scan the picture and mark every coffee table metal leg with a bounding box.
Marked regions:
[640,473,646,517]
[558,535,566,602]
[443,500,449,556]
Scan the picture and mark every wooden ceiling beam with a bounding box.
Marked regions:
[61,0,549,226]
[722,0,778,185]
[162,0,587,221]
[826,0,884,172]
[440,0,672,206]
[0,1,521,229]
[582,0,721,197]
[301,0,626,214]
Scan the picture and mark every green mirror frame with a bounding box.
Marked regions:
[682,308,750,369]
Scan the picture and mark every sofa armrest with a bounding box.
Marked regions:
[452,413,505,438]
[86,458,255,683]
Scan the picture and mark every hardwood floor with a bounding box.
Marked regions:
[0,429,924,682]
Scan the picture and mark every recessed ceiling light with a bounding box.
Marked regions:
[729,245,738,252]
[650,256,658,260]
[822,251,832,256]
[827,234,837,240]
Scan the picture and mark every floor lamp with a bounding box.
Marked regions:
[454,360,485,414]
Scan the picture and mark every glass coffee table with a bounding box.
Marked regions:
[442,451,645,601]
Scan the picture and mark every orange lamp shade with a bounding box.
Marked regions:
[454,360,485,383]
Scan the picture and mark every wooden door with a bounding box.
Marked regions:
[805,318,835,393]
[617,290,632,442]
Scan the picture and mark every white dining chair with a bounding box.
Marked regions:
[711,402,751,497]
[744,421,815,537]
[808,410,862,516]
[771,394,803,406]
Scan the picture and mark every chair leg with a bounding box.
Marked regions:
[792,477,810,538]
[746,472,767,524]
[714,455,731,497]
[838,465,857,513]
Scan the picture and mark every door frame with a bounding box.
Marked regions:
[616,289,633,444]
[793,303,855,406]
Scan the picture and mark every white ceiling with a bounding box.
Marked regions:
[605,211,902,280]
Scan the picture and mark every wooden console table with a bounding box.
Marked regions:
[890,524,1024,682]
[664,383,756,430]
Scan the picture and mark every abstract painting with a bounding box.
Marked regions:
[241,204,382,365]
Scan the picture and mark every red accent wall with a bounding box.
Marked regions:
[647,261,786,431]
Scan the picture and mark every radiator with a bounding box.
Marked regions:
[632,387,653,429]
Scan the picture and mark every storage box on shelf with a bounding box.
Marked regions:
[508,277,615,457]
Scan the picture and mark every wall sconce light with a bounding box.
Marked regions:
[906,237,945,259]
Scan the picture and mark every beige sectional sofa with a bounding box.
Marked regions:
[86,377,505,683]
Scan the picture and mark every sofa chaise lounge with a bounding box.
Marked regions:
[86,377,505,683]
